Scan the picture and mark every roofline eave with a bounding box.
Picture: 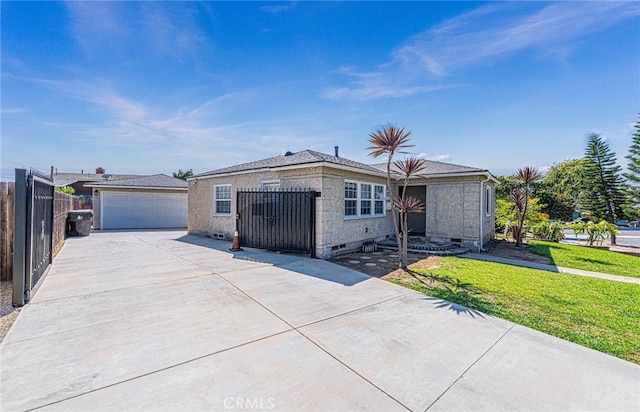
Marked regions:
[86,185,187,190]
[188,161,388,181]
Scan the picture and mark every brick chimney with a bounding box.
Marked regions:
[96,167,105,174]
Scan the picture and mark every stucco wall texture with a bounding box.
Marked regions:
[188,167,393,258]
[188,167,495,258]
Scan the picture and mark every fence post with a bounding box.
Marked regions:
[12,169,27,306]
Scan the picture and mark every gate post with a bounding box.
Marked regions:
[12,169,27,306]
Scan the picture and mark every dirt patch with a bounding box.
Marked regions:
[0,281,20,343]
[330,239,551,279]
[483,239,552,264]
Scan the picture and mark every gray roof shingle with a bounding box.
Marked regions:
[193,150,383,177]
[86,174,187,189]
[372,160,488,176]
[53,173,143,186]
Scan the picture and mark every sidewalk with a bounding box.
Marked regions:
[464,253,640,284]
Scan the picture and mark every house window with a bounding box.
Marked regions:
[214,184,232,215]
[345,181,386,218]
[485,186,492,216]
[374,185,385,215]
[360,184,371,215]
[345,182,358,217]
[260,180,280,191]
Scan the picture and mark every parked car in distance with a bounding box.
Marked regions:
[615,220,630,227]
[628,220,639,228]
[570,217,590,224]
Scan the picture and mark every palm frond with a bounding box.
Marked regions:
[393,156,427,178]
[393,196,425,213]
[511,188,526,212]
[367,125,414,158]
[516,166,542,184]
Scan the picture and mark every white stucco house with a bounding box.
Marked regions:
[187,150,497,258]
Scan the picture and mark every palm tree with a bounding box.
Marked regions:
[514,166,542,247]
[368,125,422,269]
[393,156,427,268]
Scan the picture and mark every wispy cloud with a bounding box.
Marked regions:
[417,152,451,162]
[65,2,206,60]
[324,2,640,101]
[0,107,28,114]
[15,74,322,167]
[260,1,297,15]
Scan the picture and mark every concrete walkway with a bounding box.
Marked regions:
[1,231,638,411]
[465,253,640,284]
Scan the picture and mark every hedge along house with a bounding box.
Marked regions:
[188,149,497,258]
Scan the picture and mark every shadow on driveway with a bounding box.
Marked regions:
[173,234,371,287]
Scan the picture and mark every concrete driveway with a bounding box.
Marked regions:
[1,231,638,411]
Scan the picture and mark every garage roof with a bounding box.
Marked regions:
[86,174,187,189]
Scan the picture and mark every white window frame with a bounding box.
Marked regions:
[485,186,492,216]
[260,180,280,191]
[374,184,385,215]
[214,184,232,216]
[345,180,386,219]
[345,181,358,217]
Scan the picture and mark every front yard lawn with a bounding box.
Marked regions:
[390,256,640,364]
[527,240,640,278]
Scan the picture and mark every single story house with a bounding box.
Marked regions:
[88,174,188,229]
[188,150,497,258]
[53,167,143,207]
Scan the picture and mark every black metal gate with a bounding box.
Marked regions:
[13,168,54,306]
[237,189,317,257]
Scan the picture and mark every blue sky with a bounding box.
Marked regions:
[2,1,639,180]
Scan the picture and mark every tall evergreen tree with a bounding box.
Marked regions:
[623,117,640,205]
[581,133,625,224]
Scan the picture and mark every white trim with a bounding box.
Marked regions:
[189,162,498,184]
[190,162,388,181]
[479,176,492,252]
[85,185,187,191]
[485,186,492,217]
[260,180,280,191]
[213,184,232,216]
[344,180,386,219]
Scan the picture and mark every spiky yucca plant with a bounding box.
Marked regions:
[368,126,415,269]
[514,166,542,247]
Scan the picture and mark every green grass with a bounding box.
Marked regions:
[526,240,640,278]
[391,256,640,364]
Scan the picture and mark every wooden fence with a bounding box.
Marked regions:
[1,182,15,281]
[53,191,80,256]
[0,182,80,281]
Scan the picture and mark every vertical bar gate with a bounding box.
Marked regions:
[236,189,316,257]
[13,168,55,306]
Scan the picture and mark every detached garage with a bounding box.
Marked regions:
[88,174,188,230]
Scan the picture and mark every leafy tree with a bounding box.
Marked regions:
[535,183,575,221]
[624,117,640,206]
[580,133,625,226]
[495,175,519,200]
[542,158,590,213]
[173,169,194,180]
[55,185,75,195]
[367,125,424,270]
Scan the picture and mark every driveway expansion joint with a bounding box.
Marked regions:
[424,323,515,411]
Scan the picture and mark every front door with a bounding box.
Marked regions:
[404,186,426,235]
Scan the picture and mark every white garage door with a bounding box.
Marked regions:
[102,191,187,229]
